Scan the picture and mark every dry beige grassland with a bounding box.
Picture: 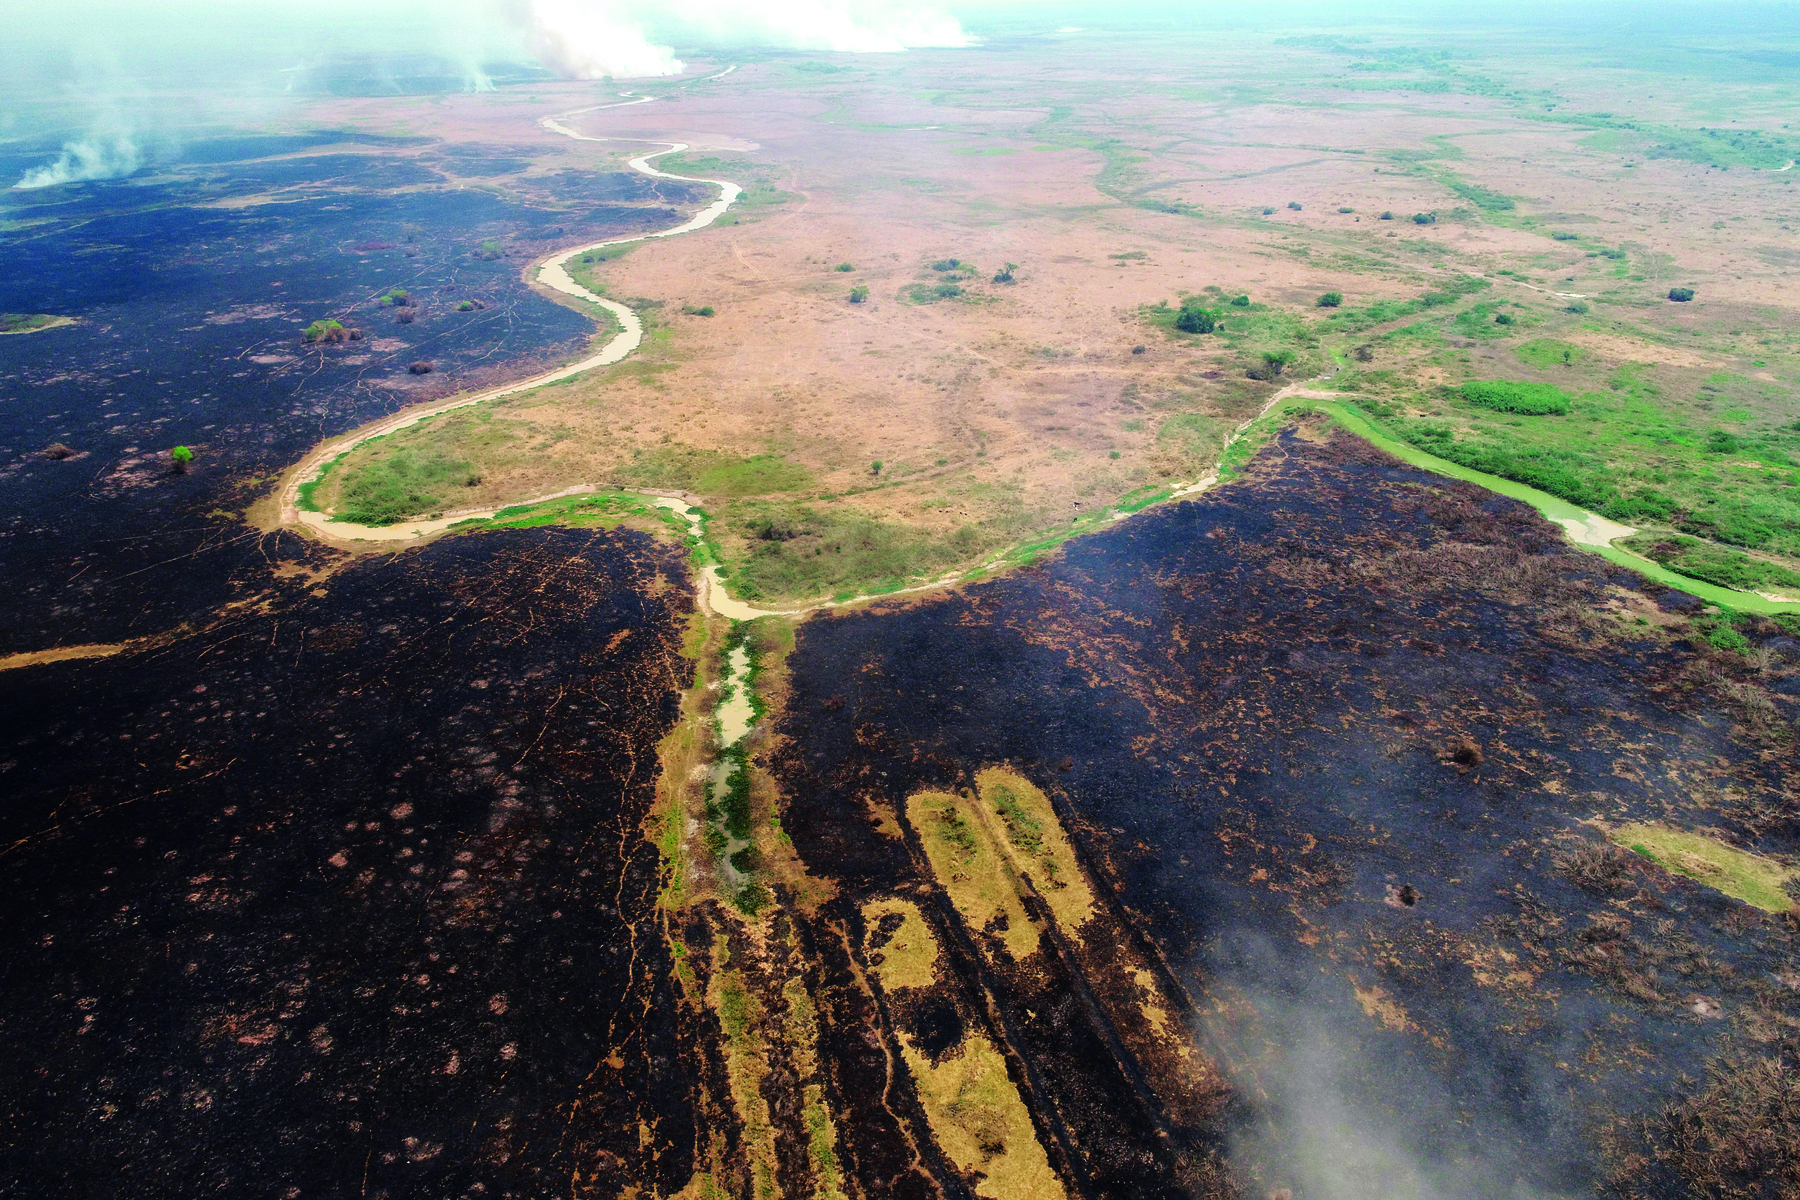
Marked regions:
[291,35,1800,601]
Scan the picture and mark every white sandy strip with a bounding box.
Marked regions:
[1552,513,1638,548]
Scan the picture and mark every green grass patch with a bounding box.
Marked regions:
[901,281,969,304]
[0,313,62,333]
[333,447,480,525]
[1515,339,1585,369]
[1621,533,1800,597]
[1438,172,1515,211]
[716,501,991,602]
[1610,823,1794,912]
[693,455,813,497]
[1320,277,1489,334]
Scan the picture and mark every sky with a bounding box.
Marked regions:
[2,0,1795,182]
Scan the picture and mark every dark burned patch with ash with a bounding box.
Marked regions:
[768,422,1800,1199]
[0,528,704,1198]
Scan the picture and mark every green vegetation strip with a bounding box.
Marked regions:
[1610,823,1795,913]
[1620,533,1800,599]
[1299,399,1800,614]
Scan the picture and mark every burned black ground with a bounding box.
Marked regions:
[767,423,1800,1199]
[0,527,703,1198]
[0,139,687,652]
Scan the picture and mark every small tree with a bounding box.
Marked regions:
[1669,287,1695,302]
[1230,294,1250,307]
[1287,201,1303,211]
[848,285,869,303]
[870,460,883,476]
[1317,292,1342,308]
[1413,212,1436,225]
[170,446,194,473]
[992,263,1017,283]
[1175,306,1215,333]
[1261,207,1276,215]
[1378,211,1394,220]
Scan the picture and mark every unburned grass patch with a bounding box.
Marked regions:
[861,898,942,990]
[898,1032,1067,1200]
[715,500,996,603]
[1608,823,1794,912]
[904,791,1038,963]
[976,768,1094,936]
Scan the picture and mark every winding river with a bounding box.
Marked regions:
[277,101,742,546]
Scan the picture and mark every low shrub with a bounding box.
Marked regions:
[1669,287,1696,302]
[1316,292,1342,308]
[1459,380,1572,415]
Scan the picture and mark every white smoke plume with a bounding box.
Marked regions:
[662,0,974,53]
[15,126,141,190]
[506,0,973,80]
[518,0,684,80]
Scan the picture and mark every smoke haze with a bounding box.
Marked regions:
[1207,936,1581,1200]
[507,0,974,80]
[16,129,142,190]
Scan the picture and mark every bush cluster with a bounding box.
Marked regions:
[1459,380,1572,415]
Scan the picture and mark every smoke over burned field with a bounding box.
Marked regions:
[768,421,1800,1198]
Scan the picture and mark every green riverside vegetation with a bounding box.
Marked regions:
[1347,369,1800,558]
[1621,533,1800,597]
